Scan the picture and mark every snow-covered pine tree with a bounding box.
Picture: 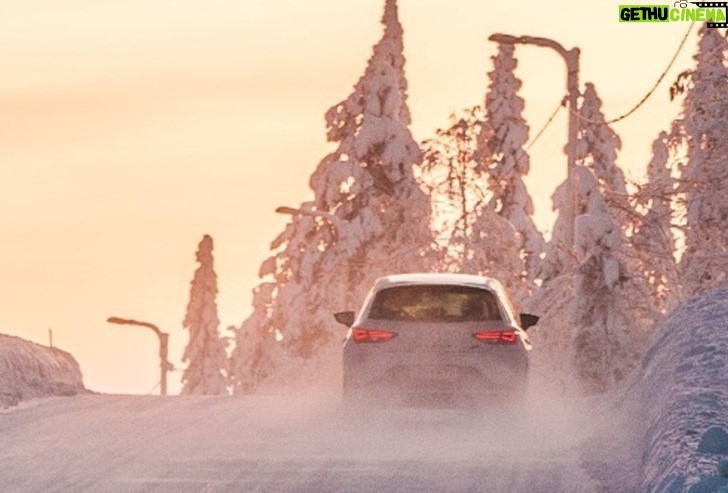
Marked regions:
[676,25,728,296]
[540,82,630,283]
[421,108,525,300]
[538,180,577,284]
[575,83,631,229]
[228,203,334,393]
[229,0,434,393]
[181,235,228,395]
[571,167,634,394]
[227,282,278,393]
[305,0,434,337]
[561,84,653,392]
[526,164,621,394]
[576,81,655,317]
[229,283,276,394]
[313,0,433,294]
[529,84,651,393]
[631,130,680,312]
[480,42,545,285]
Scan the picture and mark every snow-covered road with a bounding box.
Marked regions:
[0,392,637,493]
[5,289,728,492]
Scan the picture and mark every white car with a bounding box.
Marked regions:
[335,273,538,408]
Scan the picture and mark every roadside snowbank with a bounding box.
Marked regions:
[631,287,728,492]
[0,333,86,407]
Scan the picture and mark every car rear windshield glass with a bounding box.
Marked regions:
[368,285,503,322]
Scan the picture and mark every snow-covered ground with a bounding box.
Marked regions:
[2,287,728,492]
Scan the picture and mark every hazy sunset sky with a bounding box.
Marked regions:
[1,1,698,394]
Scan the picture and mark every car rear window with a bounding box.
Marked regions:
[368,284,503,322]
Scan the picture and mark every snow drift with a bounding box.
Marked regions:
[629,287,728,492]
[0,333,86,407]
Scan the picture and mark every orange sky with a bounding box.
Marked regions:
[0,1,698,394]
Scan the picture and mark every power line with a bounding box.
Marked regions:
[526,100,564,151]
[576,21,696,125]
[147,381,160,395]
[448,22,694,180]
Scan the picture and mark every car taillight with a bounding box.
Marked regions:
[473,331,517,344]
[352,328,397,343]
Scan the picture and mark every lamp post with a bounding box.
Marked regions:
[488,33,580,248]
[275,205,343,240]
[107,316,172,396]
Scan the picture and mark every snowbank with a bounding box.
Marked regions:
[0,333,86,407]
[630,287,728,492]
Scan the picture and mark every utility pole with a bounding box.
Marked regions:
[488,33,581,249]
[107,317,173,395]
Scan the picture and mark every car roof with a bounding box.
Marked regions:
[372,273,504,292]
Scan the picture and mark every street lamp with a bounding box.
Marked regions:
[275,205,343,241]
[107,316,173,396]
[488,33,580,248]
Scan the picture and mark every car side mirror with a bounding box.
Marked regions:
[520,313,539,330]
[334,311,355,327]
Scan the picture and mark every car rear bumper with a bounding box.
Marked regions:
[343,352,528,408]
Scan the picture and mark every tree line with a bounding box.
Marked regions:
[178,2,728,397]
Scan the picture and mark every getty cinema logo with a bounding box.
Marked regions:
[619,2,728,27]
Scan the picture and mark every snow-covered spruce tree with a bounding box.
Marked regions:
[313,0,433,291]
[308,0,434,333]
[478,42,544,286]
[229,0,434,393]
[227,283,278,394]
[576,82,655,318]
[538,180,577,284]
[529,88,648,393]
[675,25,728,297]
[540,82,630,283]
[181,235,228,395]
[420,108,525,300]
[575,83,632,228]
[564,84,653,392]
[526,169,599,395]
[228,203,335,393]
[631,130,680,312]
[571,167,635,394]
[526,161,604,394]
